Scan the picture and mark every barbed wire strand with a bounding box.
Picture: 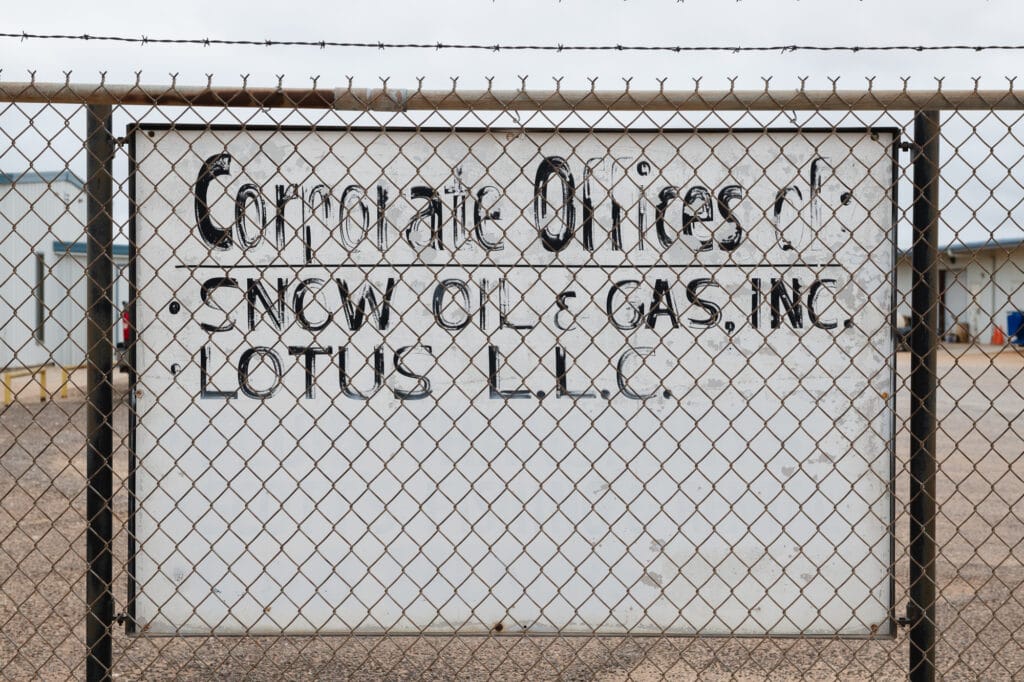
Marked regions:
[2,32,1023,53]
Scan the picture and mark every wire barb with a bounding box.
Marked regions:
[2,31,1024,54]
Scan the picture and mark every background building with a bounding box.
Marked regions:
[896,236,1024,343]
[0,170,128,369]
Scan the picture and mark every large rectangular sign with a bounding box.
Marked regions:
[129,125,896,636]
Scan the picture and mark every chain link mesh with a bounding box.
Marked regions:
[0,80,1021,680]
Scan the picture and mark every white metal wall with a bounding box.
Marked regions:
[0,177,84,368]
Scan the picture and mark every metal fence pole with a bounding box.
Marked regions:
[909,110,940,682]
[85,103,115,682]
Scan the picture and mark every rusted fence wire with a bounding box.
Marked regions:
[1,78,1022,681]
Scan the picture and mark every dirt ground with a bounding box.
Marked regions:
[1,346,1022,681]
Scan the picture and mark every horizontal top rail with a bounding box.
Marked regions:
[2,81,1024,111]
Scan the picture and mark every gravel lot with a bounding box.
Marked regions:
[1,347,1022,680]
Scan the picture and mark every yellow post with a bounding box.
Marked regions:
[39,368,47,402]
[3,373,11,406]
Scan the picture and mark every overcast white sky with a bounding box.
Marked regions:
[3,0,1024,247]
[3,0,1023,89]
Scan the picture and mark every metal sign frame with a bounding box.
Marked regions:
[124,122,901,639]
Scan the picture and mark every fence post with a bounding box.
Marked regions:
[85,103,115,682]
[909,110,940,682]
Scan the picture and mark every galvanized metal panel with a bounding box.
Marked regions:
[50,252,85,367]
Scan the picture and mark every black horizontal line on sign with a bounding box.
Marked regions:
[174,262,843,269]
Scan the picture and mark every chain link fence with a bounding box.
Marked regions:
[0,79,1022,680]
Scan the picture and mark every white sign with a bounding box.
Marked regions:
[130,125,895,636]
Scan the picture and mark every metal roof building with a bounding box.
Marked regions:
[0,169,128,368]
[897,235,1024,343]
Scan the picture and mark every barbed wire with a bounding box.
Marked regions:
[3,31,1024,54]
